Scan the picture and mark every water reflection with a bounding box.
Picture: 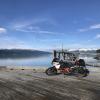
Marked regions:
[0,54,100,67]
[0,54,52,67]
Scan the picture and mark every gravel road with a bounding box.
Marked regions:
[0,68,99,100]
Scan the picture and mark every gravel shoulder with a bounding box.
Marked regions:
[0,67,100,100]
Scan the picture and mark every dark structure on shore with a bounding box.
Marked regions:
[95,49,100,60]
[53,50,79,61]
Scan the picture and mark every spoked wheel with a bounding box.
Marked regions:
[82,69,89,77]
[45,67,57,75]
[76,68,89,77]
[72,67,89,77]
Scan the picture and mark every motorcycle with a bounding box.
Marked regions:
[45,59,89,77]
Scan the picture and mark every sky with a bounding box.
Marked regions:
[0,0,100,50]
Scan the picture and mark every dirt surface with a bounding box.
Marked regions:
[0,68,100,100]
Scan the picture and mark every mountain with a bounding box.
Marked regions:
[69,49,96,53]
[68,49,96,58]
[0,49,51,58]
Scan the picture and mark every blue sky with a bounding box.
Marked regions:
[0,0,100,50]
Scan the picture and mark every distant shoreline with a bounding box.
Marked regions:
[0,49,51,59]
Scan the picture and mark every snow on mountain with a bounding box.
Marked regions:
[69,48,97,52]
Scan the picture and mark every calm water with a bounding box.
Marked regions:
[0,54,100,68]
[0,55,52,68]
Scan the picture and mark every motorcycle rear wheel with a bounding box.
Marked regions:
[76,68,89,77]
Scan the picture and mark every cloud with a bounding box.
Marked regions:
[66,43,99,50]
[77,28,88,32]
[11,18,63,35]
[78,24,100,32]
[12,18,57,29]
[15,25,40,32]
[13,21,64,35]
[90,24,100,29]
[0,27,7,34]
[95,34,100,39]
[0,36,32,49]
[39,38,61,42]
[15,25,59,34]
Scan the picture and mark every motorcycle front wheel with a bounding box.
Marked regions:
[45,67,57,76]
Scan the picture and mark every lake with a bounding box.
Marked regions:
[0,54,100,68]
[0,54,52,68]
